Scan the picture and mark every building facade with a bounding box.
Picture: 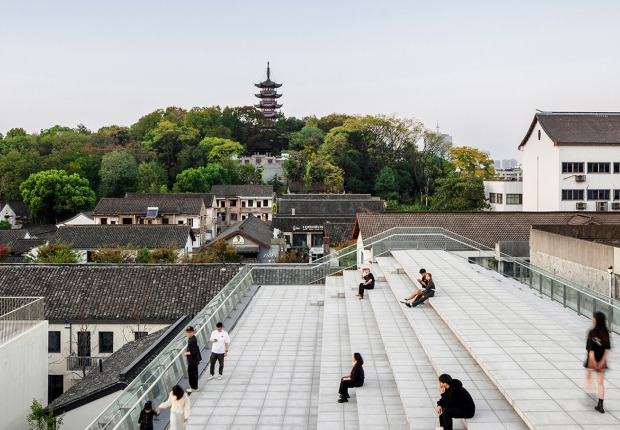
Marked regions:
[484,180,524,211]
[519,111,620,211]
[235,152,286,182]
[211,185,274,232]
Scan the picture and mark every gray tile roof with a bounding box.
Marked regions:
[48,321,185,413]
[353,212,620,248]
[520,112,620,148]
[211,184,274,197]
[0,230,29,245]
[52,225,192,249]
[0,264,239,322]
[19,224,59,240]
[287,182,326,193]
[282,194,376,200]
[94,198,203,215]
[324,222,354,246]
[125,192,215,207]
[210,216,273,249]
[9,238,46,254]
[277,195,385,215]
[1,201,30,218]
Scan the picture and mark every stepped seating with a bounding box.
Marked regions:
[390,249,620,429]
[375,256,528,430]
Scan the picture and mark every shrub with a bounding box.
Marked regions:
[149,245,179,263]
[0,220,12,230]
[274,249,308,263]
[35,242,79,263]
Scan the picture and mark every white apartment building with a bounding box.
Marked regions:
[519,111,620,212]
[484,180,524,211]
[211,184,274,232]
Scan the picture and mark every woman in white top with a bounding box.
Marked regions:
[157,385,190,430]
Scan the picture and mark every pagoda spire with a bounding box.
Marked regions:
[254,62,283,124]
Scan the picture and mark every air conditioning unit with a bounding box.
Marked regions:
[576,202,587,210]
[575,175,586,182]
[612,202,620,210]
[598,201,609,212]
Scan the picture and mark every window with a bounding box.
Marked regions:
[241,201,247,208]
[615,163,620,173]
[293,234,307,248]
[587,189,610,200]
[497,194,503,204]
[110,221,116,225]
[77,331,91,357]
[187,218,193,227]
[48,331,61,353]
[162,218,169,224]
[231,213,238,221]
[506,194,522,205]
[562,162,584,173]
[122,218,132,224]
[562,190,584,200]
[588,162,610,173]
[256,200,262,207]
[244,160,250,164]
[230,200,237,207]
[311,234,323,247]
[615,190,620,201]
[263,199,269,207]
[219,201,226,208]
[99,332,114,353]
[178,220,184,225]
[489,193,496,203]
[134,331,148,340]
[537,130,541,140]
[247,200,254,207]
[100,218,108,225]
[241,215,247,220]
[48,375,63,403]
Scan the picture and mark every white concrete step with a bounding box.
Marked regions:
[317,276,359,430]
[376,257,528,430]
[342,270,409,430]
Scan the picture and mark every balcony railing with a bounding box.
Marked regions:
[87,226,620,430]
[67,355,107,372]
[0,297,44,345]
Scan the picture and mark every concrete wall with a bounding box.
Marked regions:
[530,228,616,295]
[62,391,120,430]
[0,321,48,430]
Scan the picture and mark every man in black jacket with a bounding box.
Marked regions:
[436,374,475,430]
[184,326,202,393]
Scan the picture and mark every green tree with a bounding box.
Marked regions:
[99,151,138,197]
[199,137,244,163]
[231,163,263,185]
[430,174,489,211]
[374,166,399,200]
[136,161,168,193]
[27,398,63,430]
[149,245,179,263]
[173,164,231,193]
[0,220,11,230]
[136,248,151,263]
[450,146,496,179]
[35,242,79,263]
[20,170,96,223]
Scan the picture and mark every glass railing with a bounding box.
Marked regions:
[0,296,44,345]
[87,226,620,429]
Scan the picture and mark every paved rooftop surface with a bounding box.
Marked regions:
[183,249,620,430]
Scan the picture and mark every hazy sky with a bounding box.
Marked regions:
[1,1,620,160]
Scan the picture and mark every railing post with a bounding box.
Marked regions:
[563,285,567,308]
[577,292,581,316]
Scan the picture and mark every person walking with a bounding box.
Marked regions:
[137,400,158,430]
[585,311,611,413]
[184,326,201,393]
[157,385,190,430]
[208,321,230,381]
[357,268,375,300]
[436,374,475,430]
[338,352,365,403]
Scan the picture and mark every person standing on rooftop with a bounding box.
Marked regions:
[208,321,230,381]
[585,311,611,413]
[184,326,201,393]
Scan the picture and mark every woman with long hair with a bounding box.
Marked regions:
[585,311,611,413]
[157,385,190,429]
[338,352,365,403]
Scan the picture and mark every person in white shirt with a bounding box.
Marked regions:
[157,385,190,430]
[208,321,230,380]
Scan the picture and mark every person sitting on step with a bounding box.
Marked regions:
[401,272,435,307]
[436,374,475,430]
[357,267,375,300]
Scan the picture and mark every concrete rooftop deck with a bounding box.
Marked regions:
[182,249,620,430]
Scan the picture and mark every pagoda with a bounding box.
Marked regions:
[254,62,282,123]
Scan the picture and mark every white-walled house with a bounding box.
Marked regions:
[484,180,524,211]
[211,185,275,231]
[57,211,95,227]
[519,111,620,211]
[0,264,239,403]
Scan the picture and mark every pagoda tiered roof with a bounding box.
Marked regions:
[254,62,282,88]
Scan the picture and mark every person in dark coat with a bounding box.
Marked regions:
[137,400,158,430]
[357,268,375,300]
[584,311,611,413]
[338,352,365,403]
[184,326,202,393]
[436,374,475,430]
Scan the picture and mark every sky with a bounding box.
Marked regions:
[1,1,620,160]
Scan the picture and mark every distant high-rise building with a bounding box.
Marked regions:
[254,62,282,124]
